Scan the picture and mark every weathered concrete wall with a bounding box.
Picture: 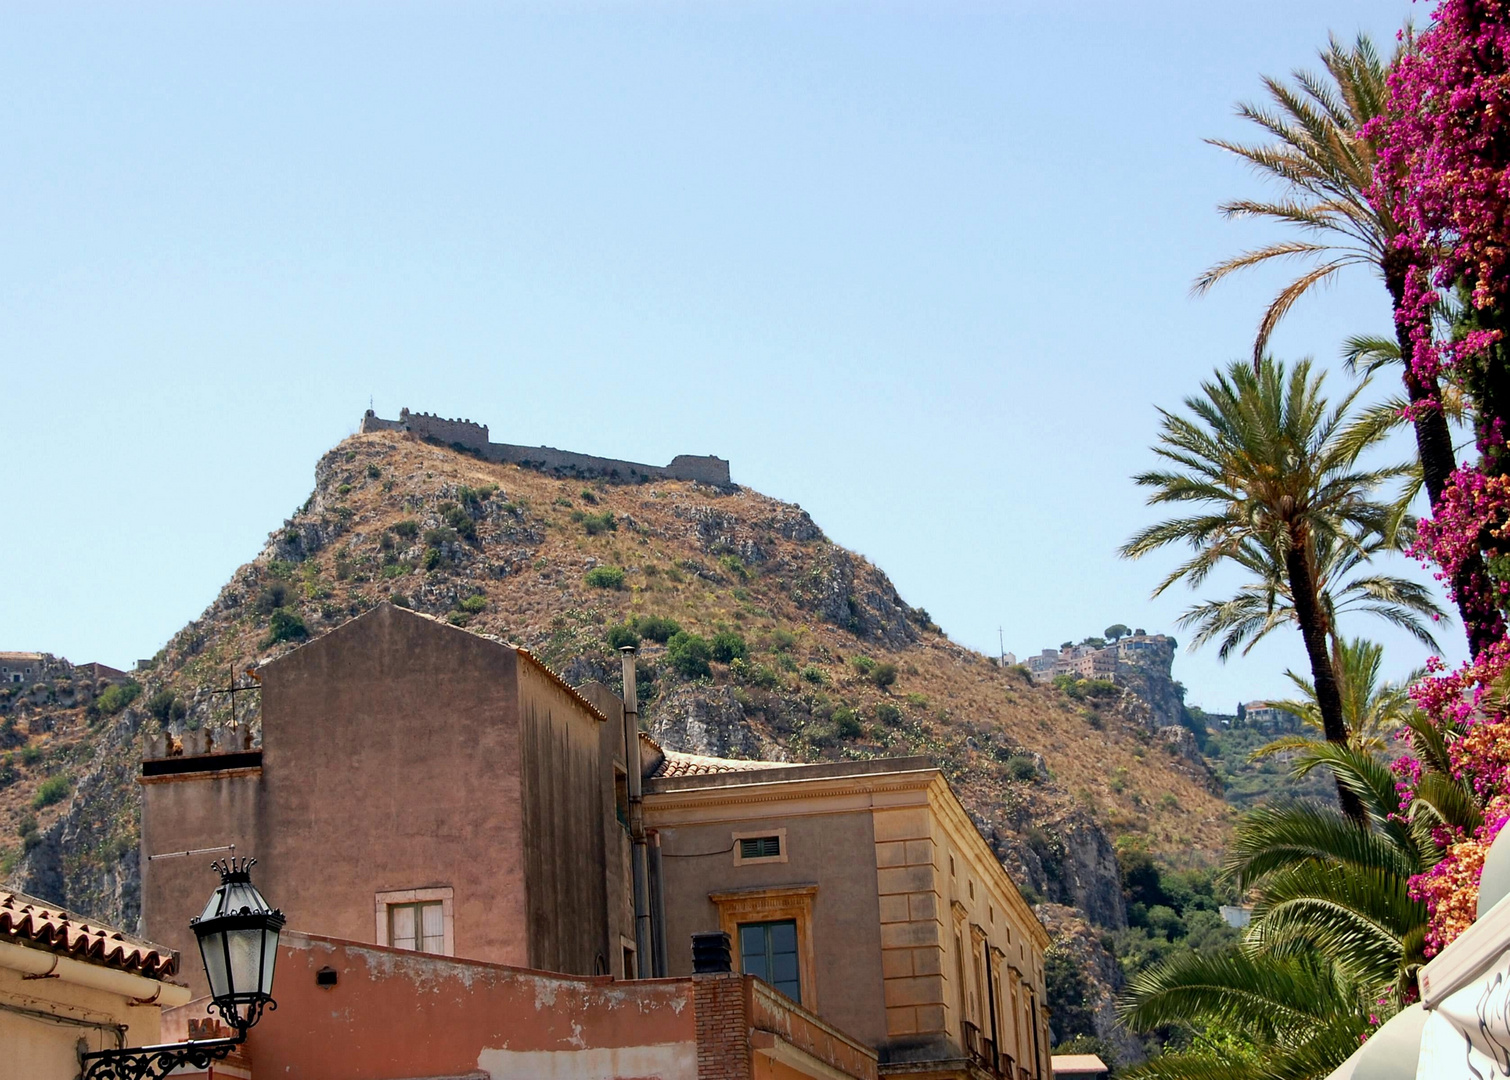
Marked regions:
[579,681,638,978]
[236,932,700,1080]
[143,605,537,996]
[517,655,611,976]
[361,408,733,486]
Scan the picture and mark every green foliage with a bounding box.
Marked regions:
[266,609,310,645]
[146,688,186,725]
[1046,947,1098,1041]
[1053,675,1119,701]
[874,702,902,725]
[1006,755,1039,782]
[32,775,70,809]
[666,632,712,679]
[17,814,41,852]
[254,582,289,614]
[585,566,626,590]
[799,664,828,686]
[21,744,43,767]
[95,682,142,717]
[834,707,864,739]
[438,502,477,542]
[393,519,420,540]
[366,463,381,479]
[850,656,875,676]
[606,622,641,650]
[635,615,682,643]
[580,510,617,536]
[868,662,898,690]
[1105,623,1132,641]
[456,594,488,614]
[422,547,442,571]
[732,659,780,689]
[710,632,749,664]
[718,554,750,581]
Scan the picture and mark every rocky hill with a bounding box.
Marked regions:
[0,431,1234,964]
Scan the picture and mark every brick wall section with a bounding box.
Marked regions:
[694,972,752,1080]
[873,806,948,1039]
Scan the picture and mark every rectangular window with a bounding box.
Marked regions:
[739,835,780,860]
[739,919,800,1001]
[388,900,444,953]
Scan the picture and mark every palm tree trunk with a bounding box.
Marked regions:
[1385,258,1499,657]
[1283,538,1367,824]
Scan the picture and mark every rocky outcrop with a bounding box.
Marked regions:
[17,708,143,931]
[791,548,923,648]
[1037,903,1145,1067]
[647,686,790,762]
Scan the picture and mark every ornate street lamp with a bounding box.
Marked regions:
[81,858,284,1080]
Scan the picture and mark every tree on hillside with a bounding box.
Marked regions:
[1105,623,1132,642]
[1121,359,1418,821]
[1193,33,1494,655]
[1253,637,1422,759]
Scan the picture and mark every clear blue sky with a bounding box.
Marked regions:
[0,1,1440,711]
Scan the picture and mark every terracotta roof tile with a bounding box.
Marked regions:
[648,750,795,778]
[0,889,178,979]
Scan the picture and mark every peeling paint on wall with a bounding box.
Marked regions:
[475,1043,697,1080]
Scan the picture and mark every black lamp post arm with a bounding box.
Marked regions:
[79,1036,242,1080]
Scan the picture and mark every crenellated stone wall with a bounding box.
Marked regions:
[360,408,732,487]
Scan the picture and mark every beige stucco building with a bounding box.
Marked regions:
[139,603,1050,1079]
[0,888,189,1080]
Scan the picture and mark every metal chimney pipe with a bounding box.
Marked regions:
[621,647,652,974]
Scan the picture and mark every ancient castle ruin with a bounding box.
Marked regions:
[360,408,732,487]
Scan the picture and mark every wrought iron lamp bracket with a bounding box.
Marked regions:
[79,1035,242,1080]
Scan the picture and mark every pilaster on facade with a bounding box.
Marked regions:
[874,805,946,1040]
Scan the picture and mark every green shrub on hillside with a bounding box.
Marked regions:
[606,622,641,650]
[868,662,898,690]
[710,632,749,664]
[635,615,681,642]
[32,775,70,809]
[21,745,43,767]
[95,682,141,718]
[873,702,902,725]
[585,566,626,590]
[438,502,477,542]
[800,665,828,686]
[732,659,780,689]
[456,594,487,615]
[255,582,289,614]
[834,707,863,739]
[393,519,420,540]
[850,656,875,675]
[1006,755,1039,782]
[580,511,617,536]
[146,688,186,725]
[266,610,309,645]
[666,632,712,679]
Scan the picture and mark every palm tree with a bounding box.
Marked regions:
[1177,531,1441,664]
[1193,33,1496,655]
[1122,358,1413,820]
[1120,949,1372,1080]
[1253,637,1423,759]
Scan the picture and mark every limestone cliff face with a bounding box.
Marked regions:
[0,432,1232,940]
[1037,903,1146,1067]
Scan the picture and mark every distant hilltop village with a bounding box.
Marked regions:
[360,408,732,487]
[1022,631,1175,686]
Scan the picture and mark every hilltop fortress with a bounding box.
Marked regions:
[360,408,732,487]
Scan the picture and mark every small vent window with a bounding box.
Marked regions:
[740,835,781,860]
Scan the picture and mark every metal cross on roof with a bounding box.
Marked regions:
[207,665,261,728]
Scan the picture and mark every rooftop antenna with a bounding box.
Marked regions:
[998,626,1005,666]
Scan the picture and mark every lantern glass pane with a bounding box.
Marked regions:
[227,928,263,996]
[260,926,280,995]
[200,930,230,999]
